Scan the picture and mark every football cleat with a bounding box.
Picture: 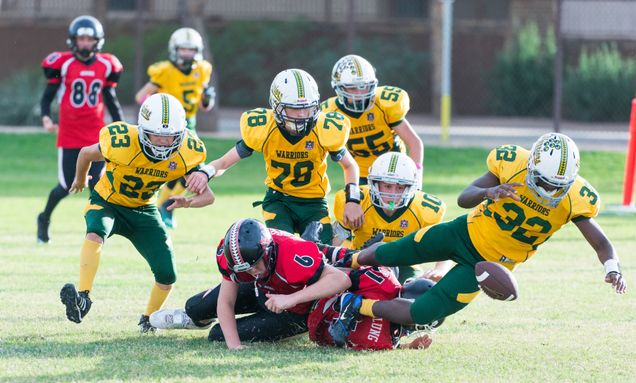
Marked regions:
[159,204,176,229]
[138,314,157,334]
[37,213,50,244]
[149,308,208,330]
[60,283,92,323]
[329,293,363,347]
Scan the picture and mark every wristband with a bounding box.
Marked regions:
[345,183,361,204]
[200,164,216,181]
[604,259,621,274]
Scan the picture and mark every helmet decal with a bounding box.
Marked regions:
[160,94,170,128]
[557,136,568,176]
[388,153,399,173]
[352,56,363,77]
[228,220,245,269]
[292,69,305,99]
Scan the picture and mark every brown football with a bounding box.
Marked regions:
[475,261,519,301]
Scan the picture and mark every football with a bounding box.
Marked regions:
[474,261,519,301]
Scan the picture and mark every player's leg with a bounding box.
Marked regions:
[296,198,333,244]
[208,310,308,342]
[261,189,295,234]
[60,192,116,323]
[38,148,77,243]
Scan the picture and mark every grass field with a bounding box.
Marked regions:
[0,132,634,383]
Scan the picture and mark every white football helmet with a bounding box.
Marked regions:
[368,152,418,210]
[269,69,320,136]
[526,133,580,208]
[331,55,378,113]
[138,93,186,161]
[169,27,203,69]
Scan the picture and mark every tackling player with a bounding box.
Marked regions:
[37,15,124,244]
[321,55,423,186]
[187,69,364,244]
[150,218,351,350]
[329,133,627,344]
[135,27,215,229]
[332,152,451,283]
[59,93,214,332]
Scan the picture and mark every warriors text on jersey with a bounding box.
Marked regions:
[321,86,409,178]
[42,51,123,148]
[467,145,600,268]
[309,266,401,350]
[334,186,446,249]
[240,108,350,198]
[147,60,212,119]
[94,123,206,208]
[216,229,325,315]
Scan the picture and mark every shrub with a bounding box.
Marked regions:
[0,69,50,126]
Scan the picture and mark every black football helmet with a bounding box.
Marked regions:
[223,219,276,278]
[400,278,445,332]
[66,15,105,59]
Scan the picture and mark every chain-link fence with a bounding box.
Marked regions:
[0,0,634,128]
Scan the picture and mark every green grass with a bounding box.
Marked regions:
[0,133,634,383]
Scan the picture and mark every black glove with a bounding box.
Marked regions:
[360,231,385,250]
[333,249,358,268]
[301,221,323,243]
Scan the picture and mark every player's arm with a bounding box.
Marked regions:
[457,171,522,208]
[574,218,627,294]
[135,82,159,105]
[103,86,124,122]
[265,264,351,314]
[336,150,364,229]
[166,182,215,210]
[40,83,60,133]
[217,279,244,350]
[69,143,105,193]
[393,119,423,175]
[187,141,251,194]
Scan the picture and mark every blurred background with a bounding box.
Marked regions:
[0,0,634,147]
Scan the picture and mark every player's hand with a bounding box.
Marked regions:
[42,116,59,134]
[265,293,297,314]
[360,232,384,250]
[185,171,209,195]
[228,344,248,351]
[405,334,433,350]
[421,268,446,282]
[485,182,523,202]
[605,272,627,294]
[333,250,359,268]
[166,195,192,210]
[69,175,92,194]
[343,202,364,229]
[202,86,216,109]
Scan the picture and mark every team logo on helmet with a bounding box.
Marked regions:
[140,105,152,121]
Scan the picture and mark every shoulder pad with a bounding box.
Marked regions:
[147,61,171,84]
[569,176,600,220]
[375,86,410,125]
[180,130,207,168]
[414,192,447,225]
[314,111,350,151]
[97,53,123,72]
[239,108,276,152]
[320,97,338,112]
[486,145,529,182]
[41,51,73,69]
[99,123,139,164]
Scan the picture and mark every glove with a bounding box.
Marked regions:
[202,86,216,109]
[360,231,385,250]
[301,221,323,243]
[333,249,358,268]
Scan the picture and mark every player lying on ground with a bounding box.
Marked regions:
[60,93,214,332]
[150,218,351,349]
[309,267,440,350]
[186,69,363,244]
[328,133,627,345]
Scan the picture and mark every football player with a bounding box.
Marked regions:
[37,15,124,244]
[329,133,627,345]
[150,218,351,350]
[310,272,439,350]
[332,152,451,283]
[187,69,364,243]
[59,93,214,333]
[321,55,423,186]
[135,27,215,229]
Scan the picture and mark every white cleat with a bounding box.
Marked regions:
[149,308,208,330]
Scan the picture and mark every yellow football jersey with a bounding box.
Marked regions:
[240,108,350,199]
[147,60,213,119]
[321,85,409,178]
[94,122,207,208]
[334,186,446,249]
[467,145,600,269]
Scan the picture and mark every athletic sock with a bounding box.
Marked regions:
[78,239,103,292]
[360,298,378,317]
[144,283,172,316]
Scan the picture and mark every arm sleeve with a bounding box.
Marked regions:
[329,148,347,162]
[235,140,254,159]
[40,82,59,118]
[102,86,124,122]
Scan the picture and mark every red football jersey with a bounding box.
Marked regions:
[42,51,123,148]
[308,267,401,351]
[216,229,325,315]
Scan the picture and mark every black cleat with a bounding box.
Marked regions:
[138,314,157,334]
[329,293,363,347]
[60,283,92,323]
[37,213,50,244]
